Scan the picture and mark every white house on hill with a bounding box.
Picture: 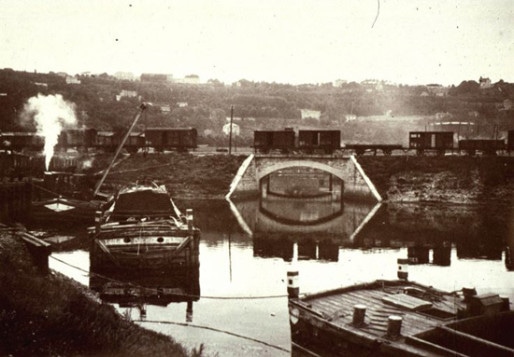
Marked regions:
[301,109,321,120]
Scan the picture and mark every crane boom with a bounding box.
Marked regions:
[93,103,147,196]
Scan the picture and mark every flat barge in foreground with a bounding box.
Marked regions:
[288,279,513,356]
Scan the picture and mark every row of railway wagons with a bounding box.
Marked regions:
[254,129,514,155]
[408,131,513,155]
[254,129,341,154]
[0,127,197,153]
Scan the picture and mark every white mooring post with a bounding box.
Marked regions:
[186,209,193,234]
[287,270,299,299]
[94,210,102,234]
[352,304,366,326]
[387,315,403,339]
[186,301,193,322]
[397,258,409,280]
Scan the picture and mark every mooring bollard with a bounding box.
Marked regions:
[94,210,102,234]
[287,270,299,299]
[18,232,52,275]
[186,301,193,322]
[186,208,193,234]
[397,258,409,280]
[387,315,402,339]
[352,304,366,326]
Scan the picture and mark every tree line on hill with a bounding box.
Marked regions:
[0,69,513,147]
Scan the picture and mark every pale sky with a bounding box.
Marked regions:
[1,0,513,85]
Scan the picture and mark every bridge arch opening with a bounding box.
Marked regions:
[258,164,344,200]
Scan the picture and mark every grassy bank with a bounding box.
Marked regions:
[0,230,203,356]
[101,152,248,199]
[358,156,514,204]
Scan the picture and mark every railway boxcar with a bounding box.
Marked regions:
[253,130,295,153]
[0,132,45,152]
[94,131,145,153]
[298,130,341,154]
[0,151,32,178]
[144,128,197,151]
[458,139,505,155]
[57,129,97,151]
[124,132,145,153]
[409,131,454,154]
[95,131,115,152]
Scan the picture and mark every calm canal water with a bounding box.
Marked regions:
[45,197,514,356]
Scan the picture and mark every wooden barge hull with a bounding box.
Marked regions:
[289,280,513,356]
[90,221,200,271]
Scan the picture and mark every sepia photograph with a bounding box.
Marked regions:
[1,0,513,356]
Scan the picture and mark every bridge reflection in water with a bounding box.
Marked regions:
[228,195,378,262]
[228,196,512,269]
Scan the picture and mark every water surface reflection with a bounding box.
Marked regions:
[89,264,200,322]
[48,197,514,356]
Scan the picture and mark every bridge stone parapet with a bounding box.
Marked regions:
[227,154,381,202]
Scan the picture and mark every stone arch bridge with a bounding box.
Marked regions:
[227,154,382,202]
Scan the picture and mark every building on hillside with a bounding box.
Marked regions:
[140,73,173,82]
[435,112,453,121]
[34,82,48,88]
[159,104,171,113]
[361,79,383,92]
[222,122,240,136]
[479,76,493,89]
[173,75,200,84]
[425,84,448,96]
[177,102,188,108]
[116,90,138,101]
[65,76,81,84]
[333,79,348,87]
[301,109,321,120]
[114,72,136,81]
[120,90,137,98]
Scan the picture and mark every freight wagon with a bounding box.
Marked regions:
[298,130,341,154]
[409,131,455,154]
[458,139,505,155]
[56,128,97,152]
[0,127,197,153]
[144,128,197,151]
[253,130,296,153]
[0,132,45,152]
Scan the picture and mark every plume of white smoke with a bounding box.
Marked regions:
[21,94,77,170]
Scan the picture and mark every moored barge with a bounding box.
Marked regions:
[89,182,199,271]
[289,279,513,356]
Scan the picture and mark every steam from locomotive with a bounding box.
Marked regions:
[21,94,77,170]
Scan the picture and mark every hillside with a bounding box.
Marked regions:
[1,69,513,148]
